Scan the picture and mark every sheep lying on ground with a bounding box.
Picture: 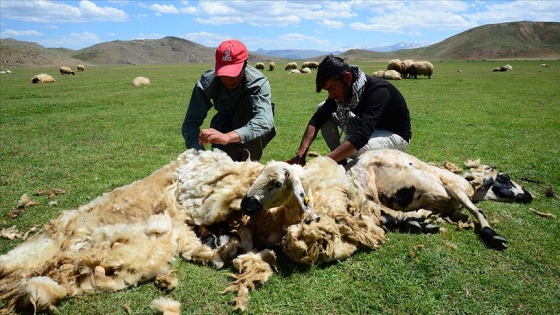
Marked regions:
[241,156,385,264]
[255,62,265,71]
[301,67,311,74]
[372,70,385,78]
[77,64,85,71]
[59,66,75,75]
[31,73,55,83]
[540,63,549,67]
[284,62,298,71]
[409,61,434,79]
[290,69,301,74]
[383,69,402,80]
[132,76,150,86]
[493,64,513,72]
[346,149,533,250]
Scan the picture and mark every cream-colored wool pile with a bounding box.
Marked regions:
[0,149,386,314]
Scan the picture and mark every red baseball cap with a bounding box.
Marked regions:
[215,39,248,77]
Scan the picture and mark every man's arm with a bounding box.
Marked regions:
[287,124,319,165]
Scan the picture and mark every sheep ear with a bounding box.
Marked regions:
[286,166,317,221]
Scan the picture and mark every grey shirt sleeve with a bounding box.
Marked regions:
[181,70,214,149]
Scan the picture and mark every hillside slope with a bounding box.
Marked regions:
[72,36,216,65]
[341,21,560,61]
[0,38,85,67]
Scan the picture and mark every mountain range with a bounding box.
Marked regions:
[0,21,558,67]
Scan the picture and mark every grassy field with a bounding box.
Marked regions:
[1,60,559,314]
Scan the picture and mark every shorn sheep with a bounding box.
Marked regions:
[77,64,85,71]
[346,149,533,250]
[255,62,265,71]
[59,66,75,75]
[31,73,55,83]
[241,156,385,264]
[132,76,150,86]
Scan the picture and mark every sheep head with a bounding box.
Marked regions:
[240,161,318,222]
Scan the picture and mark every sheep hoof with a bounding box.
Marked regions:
[404,220,423,234]
[480,227,508,250]
[381,215,398,229]
[422,224,440,234]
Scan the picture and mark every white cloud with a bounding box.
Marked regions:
[0,0,127,23]
[319,19,344,29]
[149,4,180,14]
[0,29,43,38]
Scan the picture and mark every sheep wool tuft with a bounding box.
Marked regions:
[151,297,181,315]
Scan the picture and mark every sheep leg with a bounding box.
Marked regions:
[443,184,507,250]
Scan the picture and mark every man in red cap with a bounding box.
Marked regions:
[182,39,276,161]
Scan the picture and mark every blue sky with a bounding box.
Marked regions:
[1,0,558,51]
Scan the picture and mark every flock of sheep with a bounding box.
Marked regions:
[254,59,434,79]
[253,61,320,74]
[31,65,85,84]
[372,59,435,80]
[29,65,151,87]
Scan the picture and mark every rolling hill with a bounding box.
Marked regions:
[0,21,558,67]
[341,21,560,61]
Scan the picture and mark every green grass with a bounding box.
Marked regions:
[1,61,559,314]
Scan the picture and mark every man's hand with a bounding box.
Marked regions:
[286,155,306,166]
[199,128,230,145]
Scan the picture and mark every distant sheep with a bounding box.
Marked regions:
[268,62,276,71]
[0,69,11,74]
[290,69,301,74]
[402,59,415,78]
[285,62,298,71]
[301,67,311,74]
[409,61,434,79]
[493,66,508,72]
[31,73,55,84]
[372,70,385,78]
[59,66,75,76]
[383,69,402,80]
[387,59,405,75]
[540,63,549,67]
[301,61,319,70]
[255,62,265,71]
[77,64,85,71]
[132,76,150,86]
